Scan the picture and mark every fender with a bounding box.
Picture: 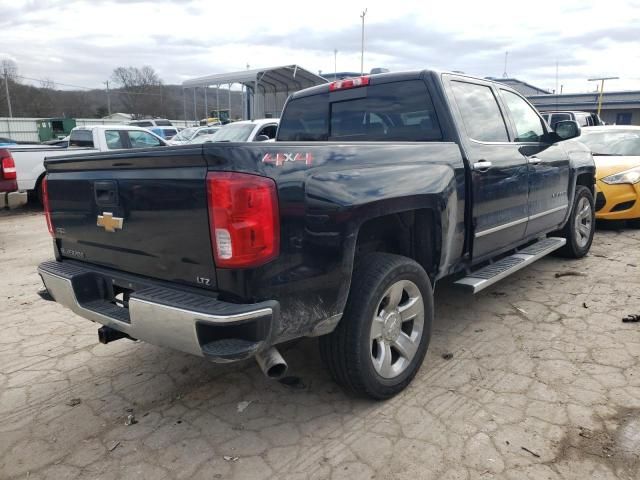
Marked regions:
[560,139,596,226]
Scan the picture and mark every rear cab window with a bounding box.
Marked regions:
[69,130,95,147]
[277,79,442,142]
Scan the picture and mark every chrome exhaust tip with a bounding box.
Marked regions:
[255,347,288,379]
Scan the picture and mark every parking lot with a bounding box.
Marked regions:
[0,208,638,480]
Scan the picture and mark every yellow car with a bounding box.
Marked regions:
[578,126,640,223]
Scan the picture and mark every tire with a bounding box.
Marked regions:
[319,253,433,400]
[555,186,595,258]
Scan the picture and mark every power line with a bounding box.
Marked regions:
[13,74,163,96]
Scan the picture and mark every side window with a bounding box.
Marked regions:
[105,130,124,149]
[128,131,163,148]
[258,125,277,139]
[451,81,509,142]
[500,90,545,142]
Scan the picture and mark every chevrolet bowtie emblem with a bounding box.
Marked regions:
[97,212,124,232]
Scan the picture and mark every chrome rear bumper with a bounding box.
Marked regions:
[38,260,276,362]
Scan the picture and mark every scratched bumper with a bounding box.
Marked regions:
[37,260,278,362]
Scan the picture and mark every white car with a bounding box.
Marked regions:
[169,126,221,145]
[204,119,279,143]
[129,118,173,128]
[10,125,167,202]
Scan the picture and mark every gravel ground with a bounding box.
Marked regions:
[1,207,639,480]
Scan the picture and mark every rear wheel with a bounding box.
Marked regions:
[556,186,595,258]
[319,253,433,399]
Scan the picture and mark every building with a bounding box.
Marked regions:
[527,91,640,126]
[490,77,640,126]
[182,65,327,120]
[486,77,551,96]
[102,112,133,122]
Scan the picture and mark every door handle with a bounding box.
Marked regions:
[94,180,119,207]
[473,160,492,172]
[528,156,542,165]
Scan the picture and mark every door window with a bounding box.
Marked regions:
[500,90,545,142]
[258,124,278,139]
[128,130,163,148]
[105,130,124,149]
[451,81,509,142]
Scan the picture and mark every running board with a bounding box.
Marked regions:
[455,237,566,294]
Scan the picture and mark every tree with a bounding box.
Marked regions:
[111,66,163,117]
[1,59,18,81]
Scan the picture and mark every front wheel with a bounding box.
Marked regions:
[555,186,595,258]
[319,253,433,399]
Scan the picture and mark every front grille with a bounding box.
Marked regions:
[611,200,636,212]
[595,191,606,212]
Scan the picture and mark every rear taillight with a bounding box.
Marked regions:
[329,76,370,91]
[42,177,54,236]
[206,172,279,268]
[0,149,17,180]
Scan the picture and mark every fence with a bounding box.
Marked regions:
[0,118,194,143]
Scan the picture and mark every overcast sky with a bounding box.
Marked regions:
[1,0,639,93]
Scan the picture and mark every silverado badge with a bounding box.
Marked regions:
[97,212,124,232]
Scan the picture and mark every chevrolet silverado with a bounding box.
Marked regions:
[38,70,595,399]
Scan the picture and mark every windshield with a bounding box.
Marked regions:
[172,127,198,142]
[579,130,640,156]
[210,123,255,142]
[189,134,219,144]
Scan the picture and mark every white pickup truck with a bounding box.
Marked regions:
[10,125,167,202]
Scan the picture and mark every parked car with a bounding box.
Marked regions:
[0,149,28,208]
[42,136,70,148]
[9,125,167,202]
[129,118,173,128]
[541,111,603,129]
[206,119,279,142]
[0,137,18,147]
[37,70,594,399]
[149,126,178,140]
[169,126,221,145]
[577,126,640,224]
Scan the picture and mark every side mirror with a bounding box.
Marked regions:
[555,120,581,140]
[254,134,270,142]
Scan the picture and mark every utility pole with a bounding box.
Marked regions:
[588,76,619,118]
[3,68,13,118]
[193,87,197,122]
[360,9,367,75]
[204,86,208,120]
[334,49,338,79]
[502,51,508,78]
[182,89,187,122]
[104,80,111,116]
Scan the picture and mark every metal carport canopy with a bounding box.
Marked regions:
[181,64,327,92]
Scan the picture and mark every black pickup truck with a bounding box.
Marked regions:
[38,70,595,399]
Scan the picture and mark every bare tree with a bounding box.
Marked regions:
[1,59,18,81]
[111,66,163,117]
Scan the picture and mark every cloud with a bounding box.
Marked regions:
[0,0,638,94]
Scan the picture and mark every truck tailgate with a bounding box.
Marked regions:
[45,147,217,289]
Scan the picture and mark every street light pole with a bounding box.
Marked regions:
[3,69,13,118]
[104,80,111,116]
[360,9,367,75]
[588,76,619,118]
[334,49,338,79]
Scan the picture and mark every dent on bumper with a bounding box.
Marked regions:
[37,261,276,362]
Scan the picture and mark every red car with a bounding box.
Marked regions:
[1,149,28,209]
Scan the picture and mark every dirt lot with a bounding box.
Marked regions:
[1,207,639,480]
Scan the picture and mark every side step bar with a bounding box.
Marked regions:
[454,237,566,294]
